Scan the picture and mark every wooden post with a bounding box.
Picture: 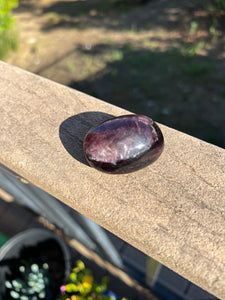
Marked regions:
[0,61,225,299]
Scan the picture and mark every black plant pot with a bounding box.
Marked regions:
[0,228,71,300]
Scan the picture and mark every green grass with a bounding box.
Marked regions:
[209,17,219,40]
[182,60,215,77]
[127,50,152,69]
[0,0,19,59]
[202,0,225,13]
[189,21,199,34]
[181,40,207,56]
[66,60,76,72]
[0,32,18,59]
[111,49,123,61]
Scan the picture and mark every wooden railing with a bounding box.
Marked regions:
[0,61,225,299]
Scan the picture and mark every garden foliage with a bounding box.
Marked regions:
[212,0,225,11]
[203,0,225,13]
[0,0,18,35]
[0,0,18,58]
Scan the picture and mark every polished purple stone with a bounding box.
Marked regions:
[83,114,164,174]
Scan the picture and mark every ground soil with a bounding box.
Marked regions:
[5,0,225,148]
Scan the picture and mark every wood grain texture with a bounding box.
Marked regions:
[0,61,225,298]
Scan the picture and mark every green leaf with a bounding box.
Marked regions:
[42,263,49,270]
[69,272,77,282]
[31,264,39,273]
[65,283,78,293]
[5,280,12,289]
[19,266,25,273]
[20,296,29,300]
[10,290,20,299]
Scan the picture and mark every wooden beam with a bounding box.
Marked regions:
[0,61,225,299]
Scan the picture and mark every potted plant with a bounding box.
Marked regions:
[5,262,54,299]
[59,260,127,300]
[0,228,71,300]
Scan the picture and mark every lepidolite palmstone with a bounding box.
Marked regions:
[83,114,164,174]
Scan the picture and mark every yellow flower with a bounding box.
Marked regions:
[76,274,93,294]
[71,296,83,300]
[82,275,93,285]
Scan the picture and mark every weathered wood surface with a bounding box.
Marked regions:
[0,61,225,299]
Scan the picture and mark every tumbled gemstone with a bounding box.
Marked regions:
[83,114,164,174]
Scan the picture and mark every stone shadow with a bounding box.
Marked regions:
[59,111,113,165]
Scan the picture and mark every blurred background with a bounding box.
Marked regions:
[1,0,225,148]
